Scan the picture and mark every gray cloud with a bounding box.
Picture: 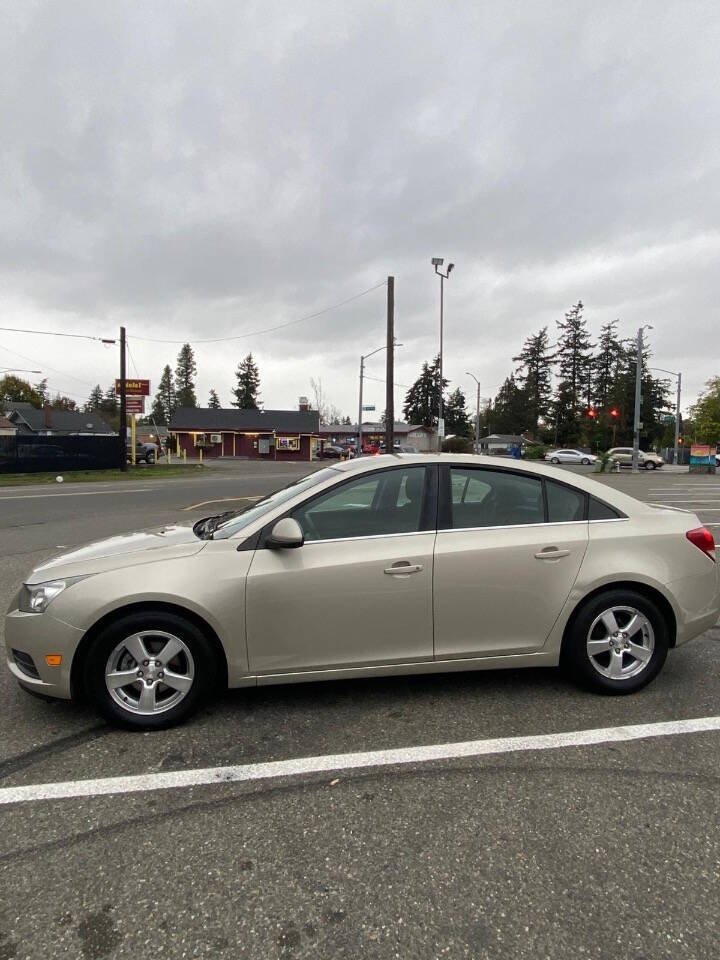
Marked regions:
[1,0,718,413]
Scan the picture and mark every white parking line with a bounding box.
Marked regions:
[0,488,152,501]
[2,715,720,806]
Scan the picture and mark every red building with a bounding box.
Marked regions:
[169,408,321,461]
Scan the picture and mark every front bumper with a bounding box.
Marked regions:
[5,608,85,700]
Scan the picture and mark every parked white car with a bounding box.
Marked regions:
[6,454,719,729]
[545,449,597,465]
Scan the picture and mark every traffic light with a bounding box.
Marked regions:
[678,436,684,445]
[610,407,619,418]
[588,407,597,419]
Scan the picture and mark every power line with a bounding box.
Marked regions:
[0,340,100,389]
[127,281,387,345]
[0,326,114,343]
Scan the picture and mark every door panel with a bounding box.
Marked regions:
[433,523,588,658]
[246,534,436,673]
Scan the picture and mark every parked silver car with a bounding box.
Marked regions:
[545,449,597,465]
[607,447,664,469]
[6,455,719,728]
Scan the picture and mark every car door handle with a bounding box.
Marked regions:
[384,562,424,575]
[534,548,571,560]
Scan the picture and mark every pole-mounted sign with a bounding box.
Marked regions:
[116,379,150,396]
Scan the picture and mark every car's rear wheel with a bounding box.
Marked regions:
[83,611,218,729]
[645,461,656,470]
[562,589,669,694]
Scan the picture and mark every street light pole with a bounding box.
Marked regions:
[466,372,481,454]
[650,366,682,465]
[632,325,652,473]
[431,258,454,452]
[119,325,127,473]
[357,339,402,456]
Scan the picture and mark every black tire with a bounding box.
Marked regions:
[581,458,590,465]
[645,461,656,470]
[561,588,669,695]
[83,611,219,730]
[551,457,560,464]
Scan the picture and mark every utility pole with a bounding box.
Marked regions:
[675,372,682,465]
[466,372,481,454]
[119,326,127,472]
[631,325,652,473]
[357,354,365,456]
[385,276,394,455]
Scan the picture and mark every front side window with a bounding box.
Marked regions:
[293,466,427,542]
[448,468,544,529]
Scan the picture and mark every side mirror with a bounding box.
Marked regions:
[267,517,304,549]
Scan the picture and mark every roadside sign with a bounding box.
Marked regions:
[362,404,375,411]
[116,378,150,396]
[438,417,445,438]
[125,396,145,415]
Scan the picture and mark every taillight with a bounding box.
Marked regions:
[686,527,716,562]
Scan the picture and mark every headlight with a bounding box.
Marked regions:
[18,576,88,614]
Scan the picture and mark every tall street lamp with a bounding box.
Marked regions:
[431,257,454,452]
[650,366,682,465]
[466,372,481,454]
[357,340,402,455]
[632,324,653,473]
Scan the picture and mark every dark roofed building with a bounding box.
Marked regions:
[169,407,321,460]
[6,405,115,436]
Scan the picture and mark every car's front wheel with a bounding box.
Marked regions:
[561,589,669,695]
[551,457,560,464]
[83,611,219,729]
[581,457,590,465]
[645,461,656,470]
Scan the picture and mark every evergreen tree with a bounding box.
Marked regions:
[554,301,594,444]
[232,353,261,409]
[444,387,471,436]
[403,355,448,427]
[488,375,527,434]
[208,388,221,409]
[85,384,104,412]
[34,378,49,405]
[342,415,352,425]
[593,320,624,410]
[513,327,555,433]
[175,343,197,408]
[151,365,177,424]
[100,383,119,416]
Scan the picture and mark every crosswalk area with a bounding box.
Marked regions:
[643,478,720,529]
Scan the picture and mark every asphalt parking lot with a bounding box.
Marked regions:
[1,462,720,959]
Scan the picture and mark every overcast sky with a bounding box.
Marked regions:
[1,0,718,418]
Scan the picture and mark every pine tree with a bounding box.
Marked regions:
[175,343,197,408]
[85,384,104,412]
[403,355,448,427]
[593,320,624,411]
[554,301,594,444]
[232,353,261,409]
[34,378,49,405]
[51,393,77,411]
[100,383,119,415]
[513,327,555,434]
[444,387,471,436]
[151,365,177,424]
[489,375,527,434]
[208,388,221,409]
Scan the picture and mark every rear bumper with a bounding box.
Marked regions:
[669,568,720,646]
[4,609,84,700]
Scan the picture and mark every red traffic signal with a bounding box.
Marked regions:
[587,407,597,419]
[610,407,619,418]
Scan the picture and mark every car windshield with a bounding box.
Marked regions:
[211,466,341,538]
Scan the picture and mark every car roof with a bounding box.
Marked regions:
[330,453,647,514]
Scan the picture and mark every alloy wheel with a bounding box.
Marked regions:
[586,606,655,680]
[105,630,195,715]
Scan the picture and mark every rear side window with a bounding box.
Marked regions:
[546,481,586,522]
[589,497,622,520]
[449,468,544,528]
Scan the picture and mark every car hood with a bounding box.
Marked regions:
[28,525,207,583]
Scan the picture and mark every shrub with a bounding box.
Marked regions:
[523,445,548,460]
[442,436,474,453]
